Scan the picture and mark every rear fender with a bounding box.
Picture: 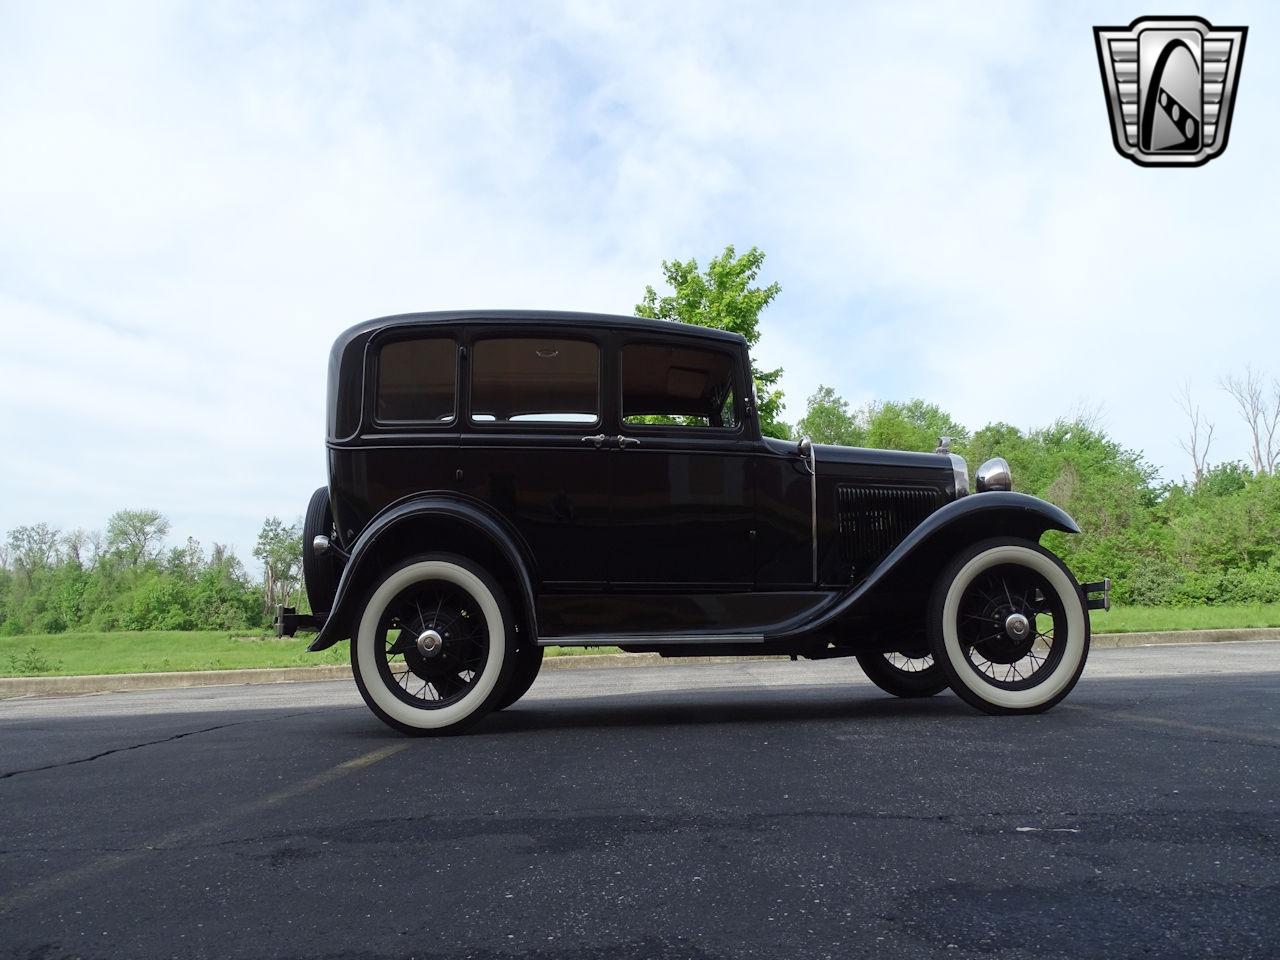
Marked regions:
[307,494,538,651]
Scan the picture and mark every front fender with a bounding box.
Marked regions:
[766,492,1080,641]
[307,494,538,652]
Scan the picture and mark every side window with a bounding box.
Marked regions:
[622,343,739,430]
[375,337,457,423]
[470,337,600,425]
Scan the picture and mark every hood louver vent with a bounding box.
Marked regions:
[836,484,946,576]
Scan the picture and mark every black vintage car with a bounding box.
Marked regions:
[279,310,1109,734]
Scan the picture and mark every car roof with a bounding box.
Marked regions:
[335,309,748,347]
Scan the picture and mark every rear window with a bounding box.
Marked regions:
[375,338,457,423]
[470,338,600,424]
[622,343,738,429]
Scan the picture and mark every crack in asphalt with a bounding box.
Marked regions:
[0,721,247,780]
[0,711,317,780]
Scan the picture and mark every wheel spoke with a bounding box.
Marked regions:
[884,651,933,674]
[387,633,413,657]
[433,671,465,698]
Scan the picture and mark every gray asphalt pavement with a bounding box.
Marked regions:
[1,642,1277,959]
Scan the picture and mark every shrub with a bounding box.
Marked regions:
[7,645,61,675]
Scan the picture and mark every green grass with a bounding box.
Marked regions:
[0,630,620,678]
[1091,603,1280,634]
[544,645,621,658]
[3,605,1278,678]
[0,631,349,678]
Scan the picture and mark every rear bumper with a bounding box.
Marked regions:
[1082,579,1111,612]
[275,605,325,638]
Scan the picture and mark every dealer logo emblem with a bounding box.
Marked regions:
[1094,16,1247,167]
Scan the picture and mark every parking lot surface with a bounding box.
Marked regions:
[2,641,1278,959]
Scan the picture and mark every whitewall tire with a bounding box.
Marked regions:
[928,538,1090,715]
[351,554,515,735]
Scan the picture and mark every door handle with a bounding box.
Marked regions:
[617,435,640,448]
[582,434,608,448]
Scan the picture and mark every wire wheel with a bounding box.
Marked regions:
[856,645,948,699]
[930,538,1090,715]
[884,651,935,673]
[352,554,513,734]
[374,580,490,709]
[955,563,1067,690]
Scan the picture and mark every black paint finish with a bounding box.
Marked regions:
[310,310,1076,652]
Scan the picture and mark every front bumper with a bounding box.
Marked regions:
[1082,579,1111,612]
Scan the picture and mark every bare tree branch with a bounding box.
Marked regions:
[1175,380,1214,485]
[1065,400,1107,433]
[1221,367,1278,475]
[1266,378,1280,474]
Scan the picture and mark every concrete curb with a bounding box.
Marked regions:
[1089,627,1280,648]
[2,628,1278,699]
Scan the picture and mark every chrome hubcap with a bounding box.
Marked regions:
[1004,612,1031,641]
[416,629,444,657]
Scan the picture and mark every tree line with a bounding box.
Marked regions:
[0,510,305,635]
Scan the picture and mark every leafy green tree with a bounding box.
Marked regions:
[636,244,790,439]
[254,517,303,617]
[1195,461,1252,498]
[795,385,866,446]
[60,529,92,569]
[166,537,205,578]
[105,509,171,568]
[864,399,969,454]
[191,559,261,630]
[6,524,61,583]
[0,512,269,634]
[969,417,1165,602]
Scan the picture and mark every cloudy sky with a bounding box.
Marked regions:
[1,0,1276,562]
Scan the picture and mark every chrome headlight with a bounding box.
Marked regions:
[947,453,969,496]
[976,457,1012,492]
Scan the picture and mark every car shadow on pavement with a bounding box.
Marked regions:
[468,670,1280,738]
[477,684,976,735]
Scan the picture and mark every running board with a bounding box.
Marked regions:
[537,634,765,647]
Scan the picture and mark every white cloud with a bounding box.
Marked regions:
[1,0,1276,559]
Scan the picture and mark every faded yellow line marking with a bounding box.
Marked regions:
[1066,705,1280,748]
[259,742,408,806]
[0,742,409,916]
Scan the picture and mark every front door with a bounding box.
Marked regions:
[605,340,755,590]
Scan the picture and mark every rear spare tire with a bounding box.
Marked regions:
[303,486,340,614]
